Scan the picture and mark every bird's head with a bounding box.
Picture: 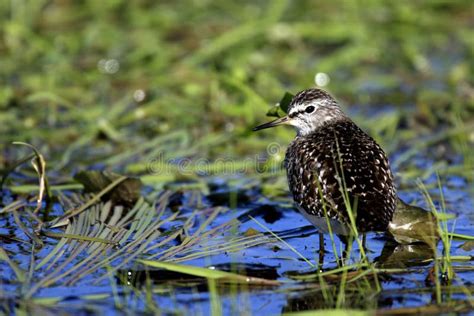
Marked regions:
[253,88,347,136]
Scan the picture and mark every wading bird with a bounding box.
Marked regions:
[253,88,397,263]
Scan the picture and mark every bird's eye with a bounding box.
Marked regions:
[305,106,315,113]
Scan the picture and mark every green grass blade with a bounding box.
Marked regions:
[0,247,26,282]
[138,260,279,286]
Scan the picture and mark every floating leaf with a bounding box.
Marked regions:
[74,171,142,206]
[388,199,440,247]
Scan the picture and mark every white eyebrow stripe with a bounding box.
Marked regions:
[288,103,307,116]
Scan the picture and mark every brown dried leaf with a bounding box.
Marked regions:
[74,170,142,206]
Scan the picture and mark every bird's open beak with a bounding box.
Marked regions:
[252,116,290,131]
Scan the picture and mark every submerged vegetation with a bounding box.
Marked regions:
[0,0,473,315]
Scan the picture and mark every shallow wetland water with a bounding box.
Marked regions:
[1,1,473,315]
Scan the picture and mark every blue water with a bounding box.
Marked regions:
[1,152,473,315]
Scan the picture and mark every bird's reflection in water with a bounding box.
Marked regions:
[283,239,435,313]
[316,232,435,268]
[374,241,434,269]
[282,279,380,312]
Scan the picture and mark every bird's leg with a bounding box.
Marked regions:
[343,237,350,264]
[318,232,325,269]
[359,233,368,261]
[362,233,367,253]
[337,235,351,266]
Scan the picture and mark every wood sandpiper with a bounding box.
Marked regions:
[253,88,397,258]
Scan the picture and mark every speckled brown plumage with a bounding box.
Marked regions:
[282,88,397,234]
[253,88,397,234]
[285,119,396,232]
